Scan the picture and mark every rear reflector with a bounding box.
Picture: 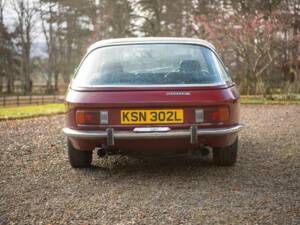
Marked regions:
[195,109,204,123]
[100,111,108,124]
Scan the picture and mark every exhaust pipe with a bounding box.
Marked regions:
[200,146,210,156]
[188,146,210,157]
[96,148,107,158]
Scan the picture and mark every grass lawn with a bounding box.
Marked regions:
[0,104,65,120]
[240,97,300,104]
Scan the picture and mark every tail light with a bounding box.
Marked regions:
[207,106,229,123]
[75,110,108,125]
[195,106,230,123]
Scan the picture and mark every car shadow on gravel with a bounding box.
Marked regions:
[73,137,291,182]
[80,153,231,178]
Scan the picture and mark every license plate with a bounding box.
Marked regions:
[121,109,184,124]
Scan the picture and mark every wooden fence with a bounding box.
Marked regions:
[0,95,65,107]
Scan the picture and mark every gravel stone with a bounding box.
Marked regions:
[0,105,299,224]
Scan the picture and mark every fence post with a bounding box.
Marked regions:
[3,95,5,107]
[53,94,55,103]
[42,95,44,104]
[29,95,32,104]
[17,94,19,106]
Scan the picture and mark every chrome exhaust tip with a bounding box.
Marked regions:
[200,146,210,156]
[96,148,107,158]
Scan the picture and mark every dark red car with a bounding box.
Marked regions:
[63,38,243,168]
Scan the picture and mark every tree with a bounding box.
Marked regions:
[11,0,37,93]
[93,0,134,39]
[0,0,17,94]
[39,0,60,93]
[193,0,300,95]
[38,0,96,90]
[134,0,195,37]
[56,0,95,84]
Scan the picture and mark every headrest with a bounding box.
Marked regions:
[179,60,201,73]
[101,62,123,74]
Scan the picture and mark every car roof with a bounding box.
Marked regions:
[87,37,216,53]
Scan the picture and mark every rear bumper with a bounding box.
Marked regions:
[63,125,243,146]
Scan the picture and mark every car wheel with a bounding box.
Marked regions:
[213,137,238,166]
[67,139,92,168]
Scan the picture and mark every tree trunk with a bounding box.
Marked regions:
[6,74,13,94]
[0,75,3,94]
[54,71,58,92]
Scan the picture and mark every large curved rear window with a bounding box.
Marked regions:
[73,44,231,87]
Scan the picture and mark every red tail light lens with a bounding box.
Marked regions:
[76,111,100,125]
[206,106,229,123]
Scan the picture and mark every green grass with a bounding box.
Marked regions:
[240,96,300,104]
[0,104,65,120]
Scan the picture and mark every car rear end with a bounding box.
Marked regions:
[63,38,243,167]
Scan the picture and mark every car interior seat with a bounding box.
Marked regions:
[100,62,124,84]
[179,60,201,74]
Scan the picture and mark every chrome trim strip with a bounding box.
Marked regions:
[87,38,216,53]
[63,125,243,140]
[72,82,226,89]
[133,127,171,133]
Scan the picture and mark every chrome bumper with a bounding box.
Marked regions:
[63,125,243,146]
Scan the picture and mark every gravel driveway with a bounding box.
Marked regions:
[0,105,299,224]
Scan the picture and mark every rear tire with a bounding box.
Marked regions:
[68,139,92,168]
[213,137,238,166]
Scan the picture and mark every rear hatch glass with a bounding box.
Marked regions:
[73,44,232,87]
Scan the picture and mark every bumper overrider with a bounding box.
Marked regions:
[63,125,243,146]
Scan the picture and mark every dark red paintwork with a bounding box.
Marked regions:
[65,85,240,152]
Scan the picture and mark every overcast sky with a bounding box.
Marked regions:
[3,0,47,57]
